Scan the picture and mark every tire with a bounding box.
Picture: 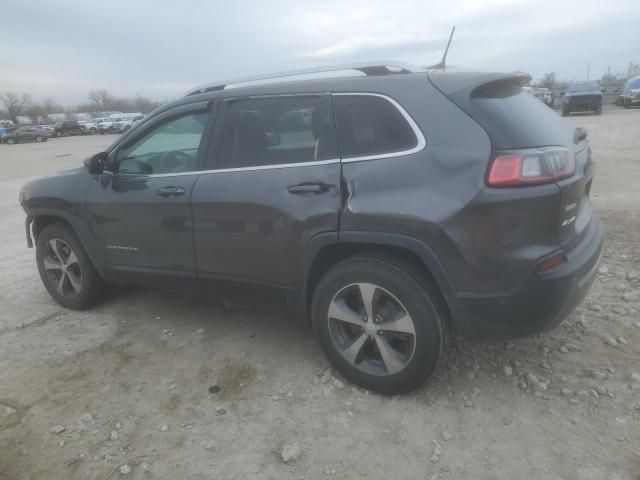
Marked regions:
[624,99,630,109]
[35,135,44,142]
[311,255,448,394]
[595,104,602,115]
[6,137,15,145]
[561,107,569,117]
[35,223,105,310]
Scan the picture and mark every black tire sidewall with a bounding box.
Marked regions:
[35,224,102,310]
[311,257,445,394]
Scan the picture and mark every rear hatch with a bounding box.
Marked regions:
[429,71,594,252]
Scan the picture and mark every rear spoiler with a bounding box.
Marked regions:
[428,70,531,96]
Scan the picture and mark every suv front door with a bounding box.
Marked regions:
[191,94,341,296]
[86,101,215,289]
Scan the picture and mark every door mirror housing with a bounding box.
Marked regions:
[84,152,108,174]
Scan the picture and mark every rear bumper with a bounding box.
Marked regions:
[458,215,603,340]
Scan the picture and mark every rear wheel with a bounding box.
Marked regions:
[6,137,15,145]
[595,104,602,115]
[311,256,448,394]
[36,223,105,310]
[624,99,630,109]
[35,135,44,142]
[561,106,569,116]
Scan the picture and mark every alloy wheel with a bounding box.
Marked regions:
[42,238,82,298]
[328,283,416,376]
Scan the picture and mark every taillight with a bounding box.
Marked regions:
[487,147,575,187]
[537,252,566,272]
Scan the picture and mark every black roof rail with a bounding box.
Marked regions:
[184,61,422,96]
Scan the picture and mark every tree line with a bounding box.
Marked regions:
[0,90,164,124]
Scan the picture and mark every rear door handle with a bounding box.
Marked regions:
[287,183,330,195]
[156,186,185,197]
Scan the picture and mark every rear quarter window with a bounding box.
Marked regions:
[454,81,574,149]
[333,94,418,159]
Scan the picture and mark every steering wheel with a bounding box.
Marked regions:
[159,150,193,173]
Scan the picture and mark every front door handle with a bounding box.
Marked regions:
[287,183,330,195]
[156,186,185,197]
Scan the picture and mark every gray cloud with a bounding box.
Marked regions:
[1,0,638,104]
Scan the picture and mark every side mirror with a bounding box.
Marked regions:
[84,152,108,174]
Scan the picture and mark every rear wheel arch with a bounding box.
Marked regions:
[302,233,462,333]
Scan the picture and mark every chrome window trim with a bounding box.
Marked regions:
[108,158,341,178]
[332,92,426,163]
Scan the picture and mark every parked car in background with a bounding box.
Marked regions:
[2,126,49,144]
[54,120,85,137]
[536,87,553,107]
[522,87,554,107]
[113,114,145,133]
[562,83,603,116]
[622,76,640,108]
[79,120,98,134]
[41,125,56,135]
[97,117,123,134]
[0,126,15,139]
[20,62,602,394]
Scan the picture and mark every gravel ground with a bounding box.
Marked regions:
[1,108,639,480]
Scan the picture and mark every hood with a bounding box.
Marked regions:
[564,90,602,97]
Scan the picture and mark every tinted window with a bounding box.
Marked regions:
[117,112,209,175]
[333,95,418,158]
[217,96,338,169]
[452,80,574,149]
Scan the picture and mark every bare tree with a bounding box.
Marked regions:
[42,97,62,118]
[24,98,63,124]
[541,72,557,88]
[0,92,32,123]
[88,89,114,110]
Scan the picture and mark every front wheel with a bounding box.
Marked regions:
[595,104,602,115]
[35,135,44,142]
[561,106,569,116]
[6,137,15,145]
[36,223,105,310]
[311,256,448,394]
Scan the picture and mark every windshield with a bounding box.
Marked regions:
[627,78,640,89]
[568,83,600,93]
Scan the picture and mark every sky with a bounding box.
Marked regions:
[1,0,638,105]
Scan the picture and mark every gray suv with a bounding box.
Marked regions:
[20,63,603,394]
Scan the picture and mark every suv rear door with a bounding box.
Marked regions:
[85,101,215,289]
[191,94,341,295]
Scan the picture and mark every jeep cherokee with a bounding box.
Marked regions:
[20,63,603,394]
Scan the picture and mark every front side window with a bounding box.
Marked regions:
[116,112,209,175]
[217,95,338,169]
[333,95,418,159]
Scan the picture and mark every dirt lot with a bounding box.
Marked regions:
[1,108,639,480]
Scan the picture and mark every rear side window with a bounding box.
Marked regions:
[451,80,574,149]
[217,95,338,169]
[333,95,418,159]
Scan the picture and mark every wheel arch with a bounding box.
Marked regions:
[29,210,100,266]
[296,231,465,334]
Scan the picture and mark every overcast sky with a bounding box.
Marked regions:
[2,0,638,104]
